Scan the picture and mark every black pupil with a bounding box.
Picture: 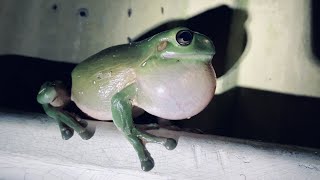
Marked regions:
[176,30,193,46]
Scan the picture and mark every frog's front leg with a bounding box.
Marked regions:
[37,81,93,140]
[111,84,177,171]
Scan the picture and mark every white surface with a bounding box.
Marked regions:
[1,111,320,180]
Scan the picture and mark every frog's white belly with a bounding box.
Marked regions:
[72,98,144,120]
[71,62,216,121]
[73,100,113,120]
[135,62,216,120]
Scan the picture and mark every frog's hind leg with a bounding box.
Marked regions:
[111,84,177,171]
[37,81,93,140]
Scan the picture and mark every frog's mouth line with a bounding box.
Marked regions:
[161,52,214,61]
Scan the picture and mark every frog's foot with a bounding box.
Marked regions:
[37,81,93,140]
[135,129,177,150]
[127,135,155,171]
[78,128,94,140]
[141,156,154,171]
[67,112,94,140]
[68,112,89,128]
[135,123,159,131]
[160,124,204,134]
[58,121,74,140]
[125,128,176,171]
[158,118,204,134]
[134,124,178,150]
[164,138,178,150]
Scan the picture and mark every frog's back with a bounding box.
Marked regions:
[71,44,138,120]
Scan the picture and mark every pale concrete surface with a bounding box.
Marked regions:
[217,0,320,97]
[1,111,320,180]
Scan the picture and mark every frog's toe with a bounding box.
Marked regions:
[61,128,74,140]
[141,158,154,172]
[79,119,88,128]
[164,138,177,150]
[79,129,94,140]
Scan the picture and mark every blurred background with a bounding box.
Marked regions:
[0,0,319,148]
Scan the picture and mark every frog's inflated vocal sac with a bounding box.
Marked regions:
[37,27,216,171]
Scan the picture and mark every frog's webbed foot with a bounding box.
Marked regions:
[157,118,204,134]
[78,127,94,140]
[58,121,74,140]
[37,81,93,140]
[66,111,94,140]
[135,123,177,149]
[111,84,177,171]
[135,123,159,131]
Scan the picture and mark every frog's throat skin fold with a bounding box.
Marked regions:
[37,27,216,171]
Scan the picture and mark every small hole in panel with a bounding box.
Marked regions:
[78,8,89,17]
[161,7,164,14]
[52,4,58,11]
[128,8,132,17]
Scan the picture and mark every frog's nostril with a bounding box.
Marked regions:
[157,41,168,51]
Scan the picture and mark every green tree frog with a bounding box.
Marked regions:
[37,27,216,171]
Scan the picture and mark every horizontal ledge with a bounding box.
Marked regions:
[1,111,320,179]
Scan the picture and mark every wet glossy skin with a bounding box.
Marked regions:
[37,27,216,171]
[71,27,216,120]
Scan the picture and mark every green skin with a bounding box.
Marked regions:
[37,27,216,171]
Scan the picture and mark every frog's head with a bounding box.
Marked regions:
[140,27,215,65]
[135,27,217,120]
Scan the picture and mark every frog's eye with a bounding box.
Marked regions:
[176,30,193,46]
